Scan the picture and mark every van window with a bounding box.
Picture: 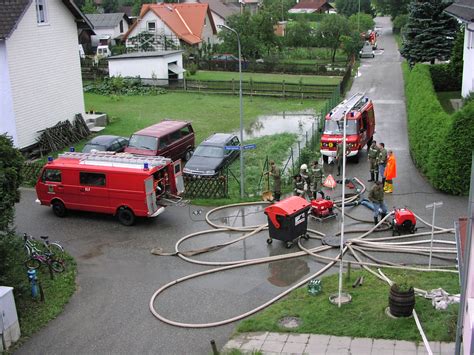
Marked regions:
[159,136,170,149]
[180,126,191,136]
[169,131,181,142]
[128,135,158,150]
[174,163,181,174]
[42,169,61,182]
[80,172,106,186]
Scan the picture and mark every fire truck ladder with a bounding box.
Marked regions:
[58,152,172,169]
[329,92,368,121]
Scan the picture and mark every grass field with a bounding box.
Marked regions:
[84,92,324,145]
[186,71,341,86]
[237,269,459,342]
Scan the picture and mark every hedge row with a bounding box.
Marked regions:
[429,64,462,92]
[403,63,474,195]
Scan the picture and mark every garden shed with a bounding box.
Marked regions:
[108,50,185,85]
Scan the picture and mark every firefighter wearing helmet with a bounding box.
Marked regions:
[299,164,311,200]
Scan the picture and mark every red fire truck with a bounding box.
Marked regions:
[35,152,184,226]
[320,93,375,164]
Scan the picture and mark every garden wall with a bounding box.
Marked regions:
[404,63,474,195]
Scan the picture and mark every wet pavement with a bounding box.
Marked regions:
[12,17,468,355]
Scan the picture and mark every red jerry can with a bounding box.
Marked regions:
[264,196,311,248]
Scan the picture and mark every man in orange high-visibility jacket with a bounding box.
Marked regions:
[384,150,397,193]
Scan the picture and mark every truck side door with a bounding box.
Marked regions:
[36,168,64,205]
[75,172,110,213]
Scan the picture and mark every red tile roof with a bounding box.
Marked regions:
[291,0,333,11]
[124,3,216,45]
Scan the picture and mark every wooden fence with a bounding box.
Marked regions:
[183,175,228,199]
[22,161,43,186]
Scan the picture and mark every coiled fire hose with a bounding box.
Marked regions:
[149,177,457,328]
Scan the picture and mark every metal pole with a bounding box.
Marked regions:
[219,24,244,198]
[426,202,443,270]
[338,112,347,308]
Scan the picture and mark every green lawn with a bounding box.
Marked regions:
[436,91,462,114]
[84,92,324,145]
[237,269,459,342]
[187,71,341,86]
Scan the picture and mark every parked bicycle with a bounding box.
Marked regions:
[23,233,65,259]
[23,233,66,273]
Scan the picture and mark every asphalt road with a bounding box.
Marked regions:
[14,17,468,354]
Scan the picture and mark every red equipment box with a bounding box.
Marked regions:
[311,198,335,219]
[392,208,416,235]
[264,196,311,248]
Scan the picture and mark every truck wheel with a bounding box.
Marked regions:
[323,155,328,164]
[52,200,67,218]
[117,207,135,226]
[266,238,272,244]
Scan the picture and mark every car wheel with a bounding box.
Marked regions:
[52,200,67,218]
[117,207,135,226]
[184,150,193,162]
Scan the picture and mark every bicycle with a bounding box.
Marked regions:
[23,233,65,259]
[24,252,65,273]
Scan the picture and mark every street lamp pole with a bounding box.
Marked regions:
[219,24,245,198]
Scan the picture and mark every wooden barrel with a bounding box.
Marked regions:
[389,285,415,317]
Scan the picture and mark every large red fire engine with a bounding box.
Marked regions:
[320,92,375,164]
[35,152,184,226]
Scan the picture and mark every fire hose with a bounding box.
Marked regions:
[149,177,457,329]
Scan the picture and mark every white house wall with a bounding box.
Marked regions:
[128,12,179,47]
[5,0,85,149]
[0,41,17,146]
[91,20,129,47]
[201,12,217,45]
[462,25,474,97]
[109,53,183,79]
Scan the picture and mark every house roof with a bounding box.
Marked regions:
[108,50,183,60]
[124,3,216,45]
[290,0,333,11]
[198,0,239,19]
[444,0,474,23]
[0,0,93,40]
[85,12,131,28]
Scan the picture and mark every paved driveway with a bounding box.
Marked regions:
[14,17,467,354]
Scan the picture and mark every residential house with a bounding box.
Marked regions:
[184,0,239,30]
[85,12,131,48]
[288,0,334,14]
[445,0,474,98]
[108,50,185,84]
[123,3,217,51]
[0,0,92,149]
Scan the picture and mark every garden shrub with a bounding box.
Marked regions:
[404,63,473,195]
[84,76,167,96]
[429,64,462,92]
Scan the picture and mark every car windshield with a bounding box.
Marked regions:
[83,144,106,152]
[324,120,358,135]
[128,135,158,150]
[193,145,224,158]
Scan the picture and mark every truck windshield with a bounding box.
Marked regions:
[128,135,158,150]
[324,120,358,135]
[194,145,224,158]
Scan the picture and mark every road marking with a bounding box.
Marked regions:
[372,99,405,105]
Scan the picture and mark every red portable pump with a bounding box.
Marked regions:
[311,197,336,221]
[392,208,417,235]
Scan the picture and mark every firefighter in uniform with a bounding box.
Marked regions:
[293,174,305,197]
[310,160,325,199]
[299,164,311,200]
[367,140,380,182]
[267,160,281,201]
[384,150,397,193]
[368,180,388,225]
[377,142,388,187]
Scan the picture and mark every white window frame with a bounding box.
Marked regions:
[35,0,48,25]
[147,21,156,32]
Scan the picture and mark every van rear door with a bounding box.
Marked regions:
[145,176,164,217]
[173,160,185,195]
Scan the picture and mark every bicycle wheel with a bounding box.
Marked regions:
[25,258,41,269]
[48,242,66,260]
[50,260,65,273]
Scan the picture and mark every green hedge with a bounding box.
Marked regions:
[404,63,474,195]
[429,64,462,92]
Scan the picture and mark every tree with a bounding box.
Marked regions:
[341,32,363,59]
[102,0,118,13]
[0,135,24,232]
[317,14,351,62]
[285,20,314,47]
[335,0,374,17]
[449,28,464,81]
[400,0,459,66]
[372,0,410,18]
[81,0,98,14]
[348,13,375,33]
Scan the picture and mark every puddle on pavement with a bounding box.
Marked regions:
[241,110,317,143]
[209,205,268,228]
[267,258,310,287]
